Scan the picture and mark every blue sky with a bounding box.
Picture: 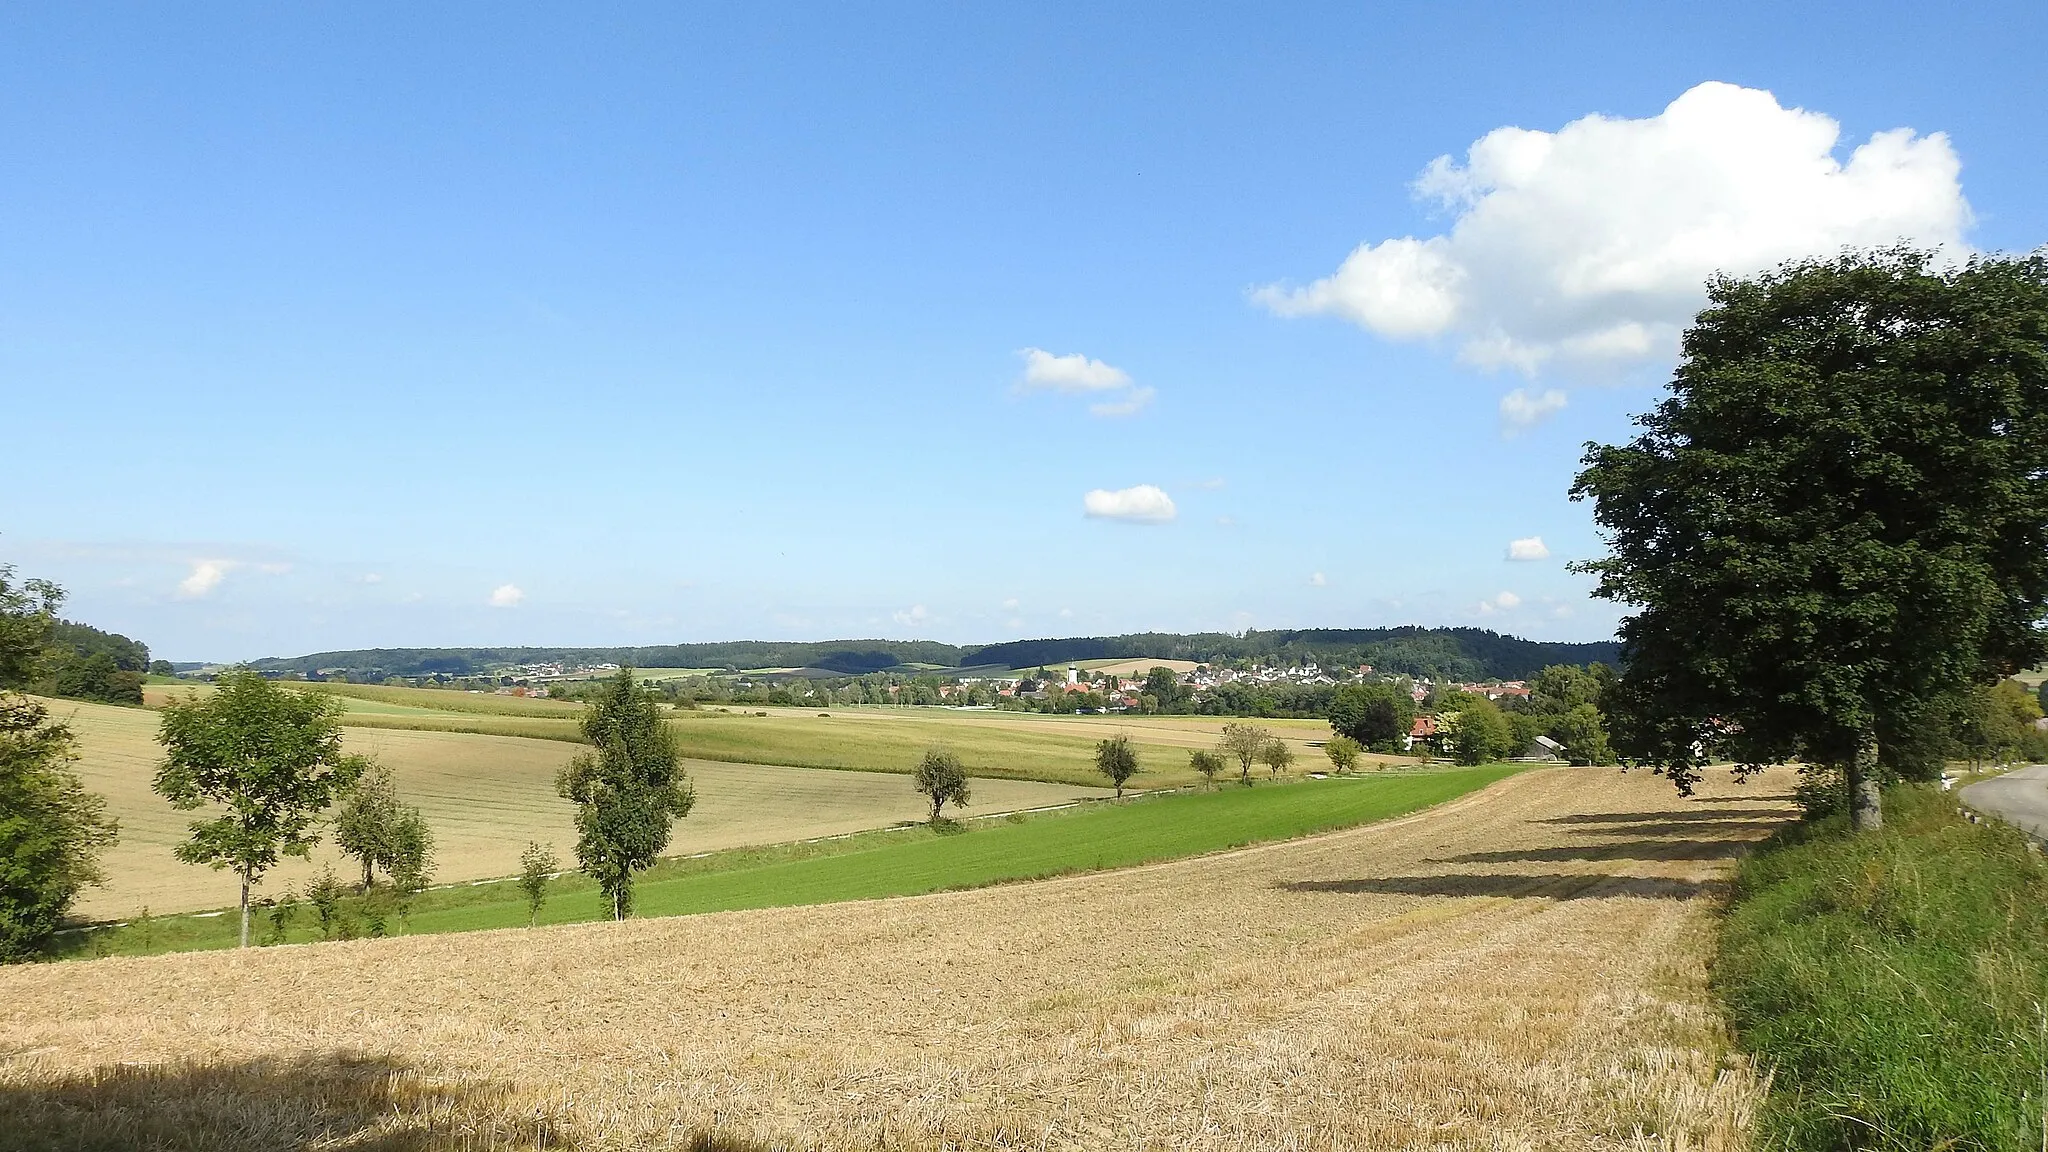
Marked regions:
[5,3,2044,661]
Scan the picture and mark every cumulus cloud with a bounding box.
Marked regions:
[1500,387,1568,433]
[1001,597,1020,610]
[1309,572,1328,587]
[1018,348,1131,392]
[1254,82,1971,376]
[488,583,525,608]
[176,560,233,599]
[1506,536,1551,561]
[1088,385,1156,417]
[1478,590,1523,615]
[893,604,929,628]
[1082,484,1178,524]
[1017,348,1154,417]
[360,572,384,584]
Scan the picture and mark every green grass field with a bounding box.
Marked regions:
[57,765,1518,960]
[1718,785,2048,1150]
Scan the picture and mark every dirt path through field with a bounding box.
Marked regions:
[1,766,1791,1150]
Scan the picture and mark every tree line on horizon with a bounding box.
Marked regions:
[242,626,1621,686]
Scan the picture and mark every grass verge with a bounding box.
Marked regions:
[1716,784,2048,1151]
[55,765,1518,961]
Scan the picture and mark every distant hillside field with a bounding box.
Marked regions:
[41,697,1112,917]
[246,625,1619,683]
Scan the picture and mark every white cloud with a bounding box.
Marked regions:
[1017,348,1154,417]
[1059,607,1074,618]
[360,573,384,584]
[1254,82,1970,375]
[1500,387,1567,433]
[1001,597,1020,610]
[1018,348,1131,393]
[892,604,929,628]
[1088,385,1156,418]
[1478,590,1523,615]
[176,560,233,599]
[488,584,525,608]
[1506,536,1551,561]
[1082,484,1177,524]
[1308,572,1328,587]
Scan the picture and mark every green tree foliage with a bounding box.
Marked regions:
[1573,249,2048,827]
[1322,734,1362,774]
[46,651,144,705]
[1140,666,1190,713]
[149,660,174,676]
[1954,679,2045,766]
[1258,738,1294,778]
[1218,722,1271,786]
[334,761,436,893]
[0,696,119,961]
[0,565,61,686]
[1447,697,1513,766]
[1527,663,1612,713]
[1548,703,1615,766]
[153,671,366,947]
[554,667,695,921]
[911,747,970,823]
[1094,734,1139,798]
[518,841,559,927]
[1327,681,1415,750]
[1187,749,1225,789]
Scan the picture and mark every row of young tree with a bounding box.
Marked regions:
[0,560,692,959]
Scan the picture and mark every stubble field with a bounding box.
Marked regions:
[1,766,1793,1150]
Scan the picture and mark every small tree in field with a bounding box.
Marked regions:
[1219,722,1270,786]
[1259,738,1294,778]
[1188,749,1225,789]
[1095,735,1139,799]
[1323,734,1362,774]
[335,761,436,894]
[556,667,695,921]
[518,841,558,927]
[913,747,971,823]
[154,671,365,948]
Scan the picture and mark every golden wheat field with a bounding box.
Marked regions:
[0,766,1791,1150]
[41,698,1112,918]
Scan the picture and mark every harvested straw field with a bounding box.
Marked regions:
[44,697,1110,919]
[1,766,1789,1150]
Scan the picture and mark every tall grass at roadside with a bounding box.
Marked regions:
[1717,784,2048,1151]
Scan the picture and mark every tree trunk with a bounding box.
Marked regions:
[1847,730,1883,832]
[612,888,621,922]
[238,873,251,948]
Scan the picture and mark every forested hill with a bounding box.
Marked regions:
[958,628,1618,682]
[251,627,1617,683]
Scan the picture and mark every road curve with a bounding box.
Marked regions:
[1961,763,2048,843]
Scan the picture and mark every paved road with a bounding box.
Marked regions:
[1961,764,2048,843]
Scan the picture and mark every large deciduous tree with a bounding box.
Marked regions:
[556,667,695,920]
[154,671,367,946]
[1327,682,1415,751]
[0,569,119,961]
[0,696,119,961]
[1573,249,2048,828]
